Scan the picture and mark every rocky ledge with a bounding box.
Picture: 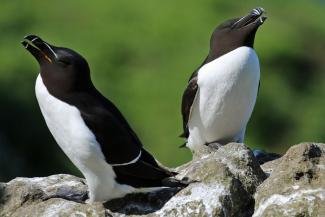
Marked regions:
[0,143,324,217]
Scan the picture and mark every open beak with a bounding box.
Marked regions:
[21,35,57,63]
[232,7,267,29]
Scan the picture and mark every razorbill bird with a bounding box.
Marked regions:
[21,35,187,202]
[180,8,267,152]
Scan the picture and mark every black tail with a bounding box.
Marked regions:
[113,148,191,188]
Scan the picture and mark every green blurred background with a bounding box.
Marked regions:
[0,0,324,181]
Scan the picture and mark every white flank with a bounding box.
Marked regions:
[35,75,136,202]
[187,46,260,151]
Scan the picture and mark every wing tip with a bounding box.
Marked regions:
[162,176,194,188]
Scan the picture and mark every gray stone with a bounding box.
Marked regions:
[0,143,265,217]
[253,143,325,217]
[147,144,265,217]
[2,143,323,217]
[0,174,100,217]
[260,157,281,177]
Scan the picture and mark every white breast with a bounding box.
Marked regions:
[187,47,260,151]
[35,75,134,202]
[35,75,106,166]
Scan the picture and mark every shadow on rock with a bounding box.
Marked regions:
[0,183,8,206]
[104,187,182,215]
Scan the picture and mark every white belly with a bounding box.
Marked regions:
[187,47,260,151]
[35,75,134,202]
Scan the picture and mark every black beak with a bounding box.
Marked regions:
[21,35,56,63]
[232,7,267,29]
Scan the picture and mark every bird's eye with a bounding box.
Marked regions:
[57,59,71,66]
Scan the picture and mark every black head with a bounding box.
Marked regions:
[22,35,92,97]
[209,7,267,59]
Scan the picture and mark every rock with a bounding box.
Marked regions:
[253,143,325,217]
[260,157,281,176]
[0,174,101,217]
[1,143,324,217]
[149,143,266,217]
[0,143,265,217]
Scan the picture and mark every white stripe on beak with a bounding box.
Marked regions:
[252,9,260,16]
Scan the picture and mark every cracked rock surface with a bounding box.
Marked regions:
[0,143,324,217]
[254,143,325,217]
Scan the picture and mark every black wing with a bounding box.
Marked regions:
[180,76,198,138]
[67,90,183,187]
[113,148,177,187]
[180,55,212,138]
[69,91,142,165]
